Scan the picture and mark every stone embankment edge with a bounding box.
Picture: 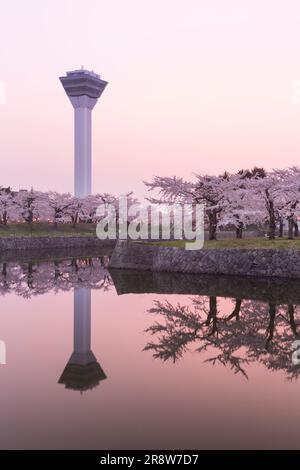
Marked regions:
[109,241,300,279]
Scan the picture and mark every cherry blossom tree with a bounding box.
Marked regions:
[47,191,73,228]
[194,173,229,240]
[248,167,300,240]
[81,193,117,224]
[145,167,298,241]
[219,170,266,238]
[145,174,227,240]
[14,188,49,228]
[0,187,14,225]
[272,167,300,239]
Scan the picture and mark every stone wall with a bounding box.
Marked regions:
[109,241,300,279]
[0,236,115,252]
[0,237,115,263]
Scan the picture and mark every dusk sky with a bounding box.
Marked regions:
[1,0,300,199]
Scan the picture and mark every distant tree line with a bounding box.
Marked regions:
[0,188,135,229]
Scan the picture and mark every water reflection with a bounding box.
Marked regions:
[58,288,107,392]
[0,256,112,296]
[0,256,112,391]
[144,296,300,380]
[1,257,300,384]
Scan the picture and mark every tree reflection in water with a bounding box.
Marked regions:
[2,260,300,383]
[0,255,112,298]
[144,296,300,380]
[0,256,111,392]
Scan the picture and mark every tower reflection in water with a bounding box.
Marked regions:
[58,288,107,392]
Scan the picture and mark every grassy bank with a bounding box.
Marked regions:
[1,224,300,249]
[147,237,300,249]
[0,223,97,238]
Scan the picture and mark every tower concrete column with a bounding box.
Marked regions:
[73,287,91,359]
[74,106,92,197]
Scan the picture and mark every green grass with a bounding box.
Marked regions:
[145,237,300,249]
[1,224,300,249]
[0,222,97,238]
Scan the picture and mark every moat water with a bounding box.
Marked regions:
[0,251,300,449]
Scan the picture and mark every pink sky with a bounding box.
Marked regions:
[1,0,300,200]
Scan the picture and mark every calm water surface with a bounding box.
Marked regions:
[0,254,300,449]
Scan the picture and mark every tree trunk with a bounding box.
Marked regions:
[278,219,284,237]
[208,210,217,240]
[2,263,7,277]
[235,222,243,239]
[54,261,61,279]
[268,219,276,240]
[2,210,8,226]
[71,259,78,272]
[288,217,294,240]
[206,296,218,335]
[267,195,276,240]
[226,298,242,321]
[294,221,299,237]
[72,213,78,228]
[266,303,276,350]
[288,304,298,337]
[27,262,34,289]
